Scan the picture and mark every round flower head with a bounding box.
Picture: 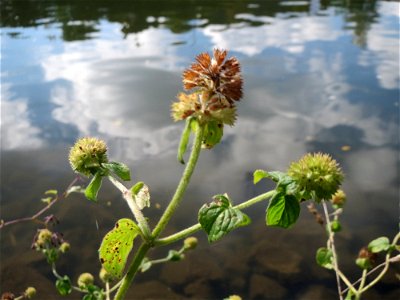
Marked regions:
[171,49,242,127]
[77,272,94,288]
[288,153,344,202]
[69,137,108,176]
[182,49,243,103]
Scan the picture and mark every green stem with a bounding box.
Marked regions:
[114,122,204,300]
[341,232,400,296]
[154,190,275,247]
[355,269,368,299]
[108,176,152,240]
[114,243,151,300]
[322,201,357,298]
[151,122,204,238]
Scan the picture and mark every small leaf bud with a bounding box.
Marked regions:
[69,137,108,177]
[24,287,36,299]
[77,273,94,288]
[331,189,346,207]
[99,267,113,283]
[183,237,198,251]
[59,242,70,253]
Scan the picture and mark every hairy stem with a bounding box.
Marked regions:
[151,122,204,238]
[108,176,152,240]
[114,123,204,300]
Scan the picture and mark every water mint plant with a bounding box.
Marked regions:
[1,50,399,300]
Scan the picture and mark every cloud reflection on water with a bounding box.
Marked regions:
[1,2,398,195]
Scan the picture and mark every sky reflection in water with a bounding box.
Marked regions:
[1,0,399,298]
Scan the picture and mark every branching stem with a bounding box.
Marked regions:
[107,176,152,240]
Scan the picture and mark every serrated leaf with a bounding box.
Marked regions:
[198,194,251,243]
[177,117,193,164]
[266,193,300,228]
[368,236,391,253]
[253,169,268,184]
[85,172,103,202]
[316,247,334,269]
[103,161,131,181]
[99,218,140,279]
[132,182,150,210]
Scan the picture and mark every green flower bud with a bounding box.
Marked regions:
[330,220,342,232]
[331,189,346,207]
[183,237,198,251]
[77,273,94,288]
[288,153,344,202]
[69,137,108,177]
[99,267,113,283]
[356,247,377,270]
[59,242,70,253]
[35,229,52,248]
[24,287,36,299]
[226,295,242,300]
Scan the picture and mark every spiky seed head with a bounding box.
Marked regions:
[69,137,108,177]
[288,153,344,202]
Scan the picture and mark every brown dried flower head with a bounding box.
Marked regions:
[182,49,243,103]
[171,49,242,126]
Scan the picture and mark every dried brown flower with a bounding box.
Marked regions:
[172,49,242,127]
[182,49,243,103]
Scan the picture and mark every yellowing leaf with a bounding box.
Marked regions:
[99,218,140,279]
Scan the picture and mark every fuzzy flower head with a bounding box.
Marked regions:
[288,153,344,202]
[69,137,108,177]
[171,49,242,127]
[182,49,242,103]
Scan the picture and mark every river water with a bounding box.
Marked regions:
[1,0,399,299]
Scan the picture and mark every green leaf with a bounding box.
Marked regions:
[99,218,140,279]
[131,182,150,210]
[253,169,268,184]
[55,275,72,296]
[131,181,144,196]
[102,161,131,181]
[45,189,58,195]
[266,193,300,228]
[198,194,251,243]
[368,236,391,253]
[316,247,334,269]
[65,185,85,197]
[177,117,193,164]
[85,172,103,202]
